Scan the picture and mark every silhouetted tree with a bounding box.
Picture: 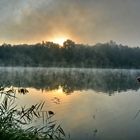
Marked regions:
[0,40,140,68]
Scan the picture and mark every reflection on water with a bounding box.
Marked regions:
[0,67,140,95]
[1,67,140,140]
[15,88,140,140]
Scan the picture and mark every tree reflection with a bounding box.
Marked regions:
[0,68,140,95]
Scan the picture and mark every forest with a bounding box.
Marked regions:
[0,40,140,68]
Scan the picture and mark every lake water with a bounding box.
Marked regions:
[1,67,140,140]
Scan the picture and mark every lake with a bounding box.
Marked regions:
[1,67,140,140]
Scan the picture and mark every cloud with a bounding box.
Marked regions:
[0,0,140,46]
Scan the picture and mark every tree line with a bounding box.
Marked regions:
[0,40,140,68]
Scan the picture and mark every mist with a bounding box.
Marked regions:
[0,0,140,46]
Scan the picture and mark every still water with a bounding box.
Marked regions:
[1,67,140,140]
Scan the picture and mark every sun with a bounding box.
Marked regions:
[51,37,68,46]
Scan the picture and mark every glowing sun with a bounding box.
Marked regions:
[51,37,68,46]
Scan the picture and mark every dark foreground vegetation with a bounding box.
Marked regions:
[0,87,65,140]
[1,40,140,68]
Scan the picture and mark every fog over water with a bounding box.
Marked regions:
[1,67,140,140]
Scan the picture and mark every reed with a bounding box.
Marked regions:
[0,87,65,140]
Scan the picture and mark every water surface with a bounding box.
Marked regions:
[1,67,140,140]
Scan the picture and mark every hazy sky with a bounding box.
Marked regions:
[0,0,140,46]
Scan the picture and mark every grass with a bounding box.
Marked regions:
[0,87,66,140]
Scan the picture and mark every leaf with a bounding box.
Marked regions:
[40,101,45,110]
[48,111,54,116]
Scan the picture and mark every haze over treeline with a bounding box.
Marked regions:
[0,40,140,68]
[1,0,140,46]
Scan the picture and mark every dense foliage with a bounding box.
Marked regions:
[0,87,65,140]
[0,40,140,68]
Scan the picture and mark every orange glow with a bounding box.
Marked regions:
[50,36,68,46]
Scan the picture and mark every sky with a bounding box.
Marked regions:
[0,0,140,46]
